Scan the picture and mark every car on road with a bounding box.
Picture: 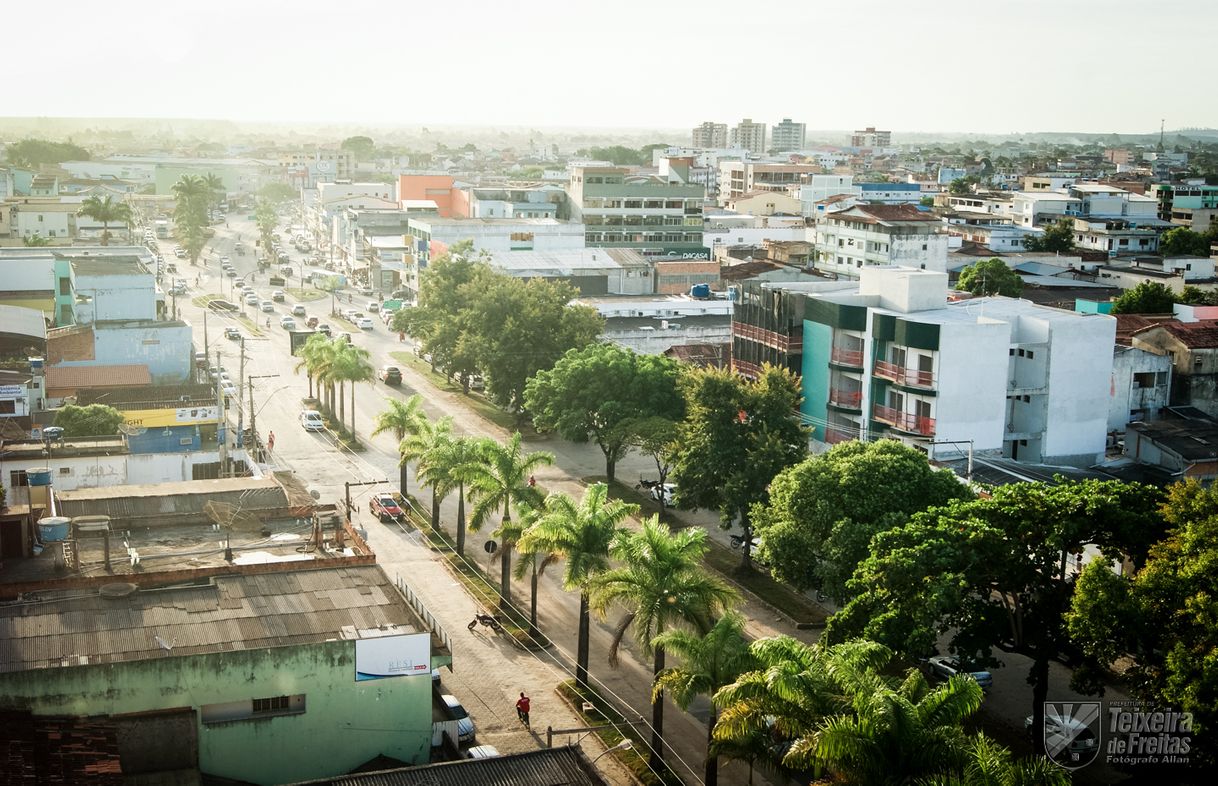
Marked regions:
[165,262,177,273]
[280,316,296,329]
[226,269,237,278]
[299,409,324,431]
[440,694,475,743]
[271,290,286,302]
[369,493,404,522]
[260,300,274,312]
[927,656,993,692]
[468,374,484,391]
[291,304,306,316]
[208,299,239,313]
[174,248,187,258]
[316,323,332,336]
[367,301,380,312]
[224,327,240,340]
[379,366,401,385]
[244,293,259,305]
[357,317,375,330]
[306,316,319,329]
[220,256,231,264]
[220,381,238,397]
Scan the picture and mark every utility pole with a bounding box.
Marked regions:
[236,338,246,448]
[345,479,387,525]
[216,349,228,477]
[247,373,280,460]
[203,309,210,372]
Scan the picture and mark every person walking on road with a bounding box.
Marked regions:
[515,692,530,728]
[267,431,275,453]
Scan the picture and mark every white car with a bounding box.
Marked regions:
[220,381,238,397]
[291,304,306,316]
[280,316,296,329]
[300,410,324,431]
[245,293,259,305]
[220,256,231,264]
[441,694,475,743]
[357,317,374,330]
[260,300,274,312]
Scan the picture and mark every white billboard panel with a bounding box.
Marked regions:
[354,633,430,681]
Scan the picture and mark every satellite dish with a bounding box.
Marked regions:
[118,423,147,436]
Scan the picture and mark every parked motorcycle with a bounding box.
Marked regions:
[467,612,503,633]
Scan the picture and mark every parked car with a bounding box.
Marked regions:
[260,300,274,312]
[927,656,993,692]
[465,745,500,760]
[1024,712,1098,761]
[271,290,286,302]
[440,694,476,743]
[280,316,296,329]
[299,409,325,431]
[291,304,306,316]
[357,317,375,330]
[224,327,240,340]
[174,248,187,258]
[369,493,404,522]
[379,366,402,385]
[467,374,484,391]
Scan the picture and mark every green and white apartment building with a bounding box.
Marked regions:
[732,266,1117,466]
[567,157,709,259]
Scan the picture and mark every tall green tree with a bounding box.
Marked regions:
[652,612,755,786]
[294,332,330,399]
[752,439,971,599]
[423,435,481,556]
[1022,219,1075,253]
[921,734,1069,786]
[465,433,553,606]
[203,172,226,209]
[77,195,132,246]
[827,480,1166,754]
[400,416,453,532]
[370,394,427,496]
[957,258,1023,297]
[622,415,680,508]
[5,138,89,168]
[54,403,123,436]
[254,198,277,260]
[172,174,210,265]
[589,519,737,772]
[524,343,685,482]
[670,364,807,568]
[516,483,637,692]
[1160,226,1213,257]
[1111,280,1176,314]
[334,342,374,434]
[340,135,376,159]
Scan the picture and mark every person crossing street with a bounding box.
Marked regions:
[515,692,530,728]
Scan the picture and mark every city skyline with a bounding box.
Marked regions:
[5,0,1214,136]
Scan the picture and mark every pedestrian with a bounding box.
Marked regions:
[528,474,536,488]
[267,431,275,452]
[398,331,405,342]
[515,692,530,728]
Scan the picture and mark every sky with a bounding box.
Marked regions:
[5,0,1214,135]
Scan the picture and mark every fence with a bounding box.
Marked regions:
[395,574,452,654]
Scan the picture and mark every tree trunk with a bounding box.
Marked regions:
[350,383,356,435]
[704,707,719,786]
[577,591,591,693]
[605,452,616,483]
[337,381,345,425]
[431,484,441,532]
[101,221,110,246]
[399,460,409,498]
[1030,649,1050,755]
[529,559,540,639]
[650,645,666,772]
[499,506,513,608]
[306,373,313,399]
[456,482,466,556]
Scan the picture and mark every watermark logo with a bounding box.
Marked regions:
[1042,702,1102,770]
[1105,701,1191,767]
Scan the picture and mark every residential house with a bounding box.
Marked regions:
[726,190,803,216]
[814,204,948,277]
[718,161,819,204]
[1131,320,1218,417]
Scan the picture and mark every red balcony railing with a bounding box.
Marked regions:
[872,404,936,436]
[828,388,862,409]
[873,359,935,389]
[830,346,864,367]
[825,427,857,445]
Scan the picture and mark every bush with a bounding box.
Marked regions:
[54,404,124,437]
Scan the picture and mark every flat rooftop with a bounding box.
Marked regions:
[0,564,423,674]
[487,247,647,272]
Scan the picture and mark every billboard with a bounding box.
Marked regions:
[123,406,220,427]
[355,633,430,681]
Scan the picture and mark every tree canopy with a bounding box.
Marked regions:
[5,138,90,168]
[54,404,124,437]
[1160,226,1216,257]
[1111,280,1176,314]
[1022,219,1075,253]
[524,343,684,481]
[340,135,376,159]
[257,182,298,205]
[751,439,971,598]
[957,257,1023,297]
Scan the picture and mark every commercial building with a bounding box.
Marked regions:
[770,118,807,152]
[814,204,948,277]
[465,185,565,219]
[718,161,820,204]
[567,159,706,259]
[799,175,860,215]
[484,247,653,295]
[0,246,157,322]
[691,121,728,148]
[575,294,733,355]
[280,148,356,189]
[399,174,462,218]
[850,127,892,148]
[730,119,767,155]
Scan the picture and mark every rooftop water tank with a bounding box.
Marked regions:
[38,516,71,542]
[27,467,53,486]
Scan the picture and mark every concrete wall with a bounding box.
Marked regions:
[935,321,1009,457]
[1042,314,1116,464]
[73,273,156,323]
[1109,347,1172,431]
[0,449,228,498]
[88,323,191,382]
[0,639,435,786]
[604,323,731,355]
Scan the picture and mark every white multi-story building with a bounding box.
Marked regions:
[691,121,728,148]
[797,266,1116,466]
[770,119,807,152]
[729,119,767,156]
[798,175,859,215]
[718,161,820,204]
[814,204,948,277]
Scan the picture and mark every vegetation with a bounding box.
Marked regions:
[1111,280,1177,314]
[956,257,1023,297]
[400,416,453,533]
[77,195,133,246]
[340,135,376,159]
[292,335,375,437]
[524,343,685,482]
[254,198,277,260]
[573,144,668,166]
[4,138,89,168]
[54,403,125,437]
[22,234,52,247]
[1178,285,1218,306]
[947,174,981,195]
[1160,225,1217,257]
[669,364,807,568]
[622,415,680,507]
[171,174,211,265]
[257,182,298,205]
[1022,218,1075,253]
[425,435,482,556]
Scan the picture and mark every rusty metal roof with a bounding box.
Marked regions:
[55,477,295,523]
[289,747,608,786]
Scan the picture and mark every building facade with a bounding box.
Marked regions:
[691,121,728,148]
[567,160,706,258]
[850,127,892,148]
[814,204,948,277]
[730,119,767,155]
[770,118,807,152]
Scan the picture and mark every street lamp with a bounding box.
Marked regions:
[591,740,632,764]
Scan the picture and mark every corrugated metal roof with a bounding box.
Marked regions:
[45,364,152,392]
[56,477,293,522]
[289,747,607,786]
[0,565,422,674]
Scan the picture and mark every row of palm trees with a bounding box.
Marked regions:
[171,173,225,265]
[295,333,374,435]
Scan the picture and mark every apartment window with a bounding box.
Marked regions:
[1026,350,1034,359]
[58,466,72,475]
[202,694,306,724]
[10,470,28,487]
[0,400,15,415]
[59,278,71,295]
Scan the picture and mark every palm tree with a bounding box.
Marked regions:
[516,483,637,692]
[466,433,553,607]
[589,519,737,772]
[652,613,755,786]
[423,435,481,555]
[400,416,453,532]
[917,734,1070,786]
[371,395,426,496]
[172,175,209,265]
[78,195,132,246]
[334,342,373,435]
[307,338,341,420]
[503,503,543,636]
[203,173,226,210]
[294,333,332,399]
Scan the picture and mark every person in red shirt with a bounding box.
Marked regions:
[515,692,530,728]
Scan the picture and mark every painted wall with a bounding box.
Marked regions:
[56,323,193,383]
[1042,314,1117,464]
[801,320,833,441]
[0,449,229,498]
[399,175,455,217]
[935,321,1009,456]
[0,640,435,786]
[1109,347,1172,431]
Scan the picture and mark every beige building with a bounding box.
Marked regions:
[726,190,803,216]
[730,119,767,155]
[718,161,820,204]
[692,121,728,148]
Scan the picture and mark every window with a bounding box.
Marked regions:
[202,694,306,724]
[1026,350,1034,359]
[58,466,72,475]
[59,278,71,295]
[10,470,28,487]
[253,696,291,714]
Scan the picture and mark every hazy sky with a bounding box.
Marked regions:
[6,0,1213,134]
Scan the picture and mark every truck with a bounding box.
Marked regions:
[268,275,287,287]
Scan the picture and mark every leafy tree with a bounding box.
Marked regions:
[921,734,1069,786]
[1111,280,1176,314]
[54,404,124,436]
[1177,285,1218,306]
[203,173,226,209]
[653,612,755,786]
[254,198,277,260]
[524,343,684,482]
[400,416,453,532]
[22,234,52,247]
[423,435,481,556]
[957,257,1023,298]
[257,182,298,205]
[465,433,553,606]
[919,196,935,207]
[516,483,636,691]
[752,439,971,599]
[370,394,427,496]
[1067,479,1218,765]
[828,480,1166,754]
[340,135,376,159]
[1022,219,1075,253]
[576,145,650,166]
[331,342,373,434]
[670,364,807,568]
[622,415,679,507]
[948,175,980,195]
[1160,226,1213,257]
[5,138,89,168]
[172,175,210,265]
[77,195,132,246]
[590,519,737,772]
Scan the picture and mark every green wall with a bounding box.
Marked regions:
[802,320,832,441]
[0,640,440,785]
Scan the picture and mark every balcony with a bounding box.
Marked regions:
[828,388,862,409]
[825,426,858,445]
[830,346,864,367]
[872,404,935,436]
[873,359,935,389]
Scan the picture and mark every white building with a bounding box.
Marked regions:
[575,294,733,355]
[800,266,1116,466]
[798,175,860,215]
[1011,191,1083,227]
[770,119,807,152]
[1109,346,1172,432]
[691,122,728,148]
[730,119,767,156]
[407,217,586,257]
[718,161,820,204]
[814,204,948,277]
[484,248,654,295]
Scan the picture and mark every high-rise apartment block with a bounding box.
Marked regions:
[770,118,807,152]
[730,119,767,155]
[691,121,728,148]
[850,127,892,149]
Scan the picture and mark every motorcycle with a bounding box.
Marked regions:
[730,533,762,550]
[635,477,662,492]
[467,612,503,633]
